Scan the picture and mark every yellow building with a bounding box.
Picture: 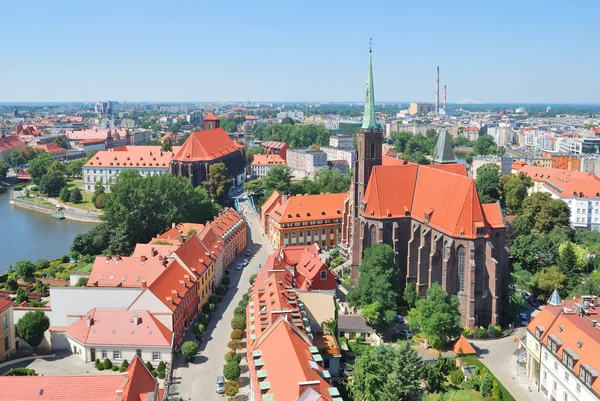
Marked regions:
[0,299,16,361]
[408,102,434,115]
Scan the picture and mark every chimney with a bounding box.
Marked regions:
[106,254,112,261]
[298,381,321,397]
[444,85,447,109]
[141,255,147,262]
[133,314,139,325]
[141,280,147,289]
[115,390,123,401]
[436,66,440,113]
[86,316,92,327]
[172,222,176,228]
[116,255,122,261]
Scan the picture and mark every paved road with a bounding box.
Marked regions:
[169,195,272,401]
[471,328,545,401]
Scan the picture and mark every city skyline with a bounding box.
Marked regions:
[1,0,599,103]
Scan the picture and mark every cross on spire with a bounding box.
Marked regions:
[369,38,373,53]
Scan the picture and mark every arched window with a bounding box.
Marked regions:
[457,246,466,293]
[369,226,377,247]
[475,246,485,295]
[371,141,375,158]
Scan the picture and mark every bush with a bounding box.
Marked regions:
[223,360,241,380]
[111,365,119,371]
[158,370,166,379]
[230,329,244,340]
[225,351,241,364]
[75,277,88,287]
[209,295,218,304]
[60,254,70,263]
[96,364,105,371]
[215,286,226,296]
[355,336,365,343]
[202,302,216,314]
[192,324,205,335]
[95,193,105,209]
[70,188,83,203]
[449,369,465,386]
[60,186,70,203]
[249,274,257,285]
[5,276,18,291]
[151,370,158,377]
[157,361,166,372]
[233,305,246,318]
[227,340,244,351]
[5,368,35,376]
[222,277,231,287]
[145,361,153,371]
[103,358,112,369]
[224,380,240,397]
[231,315,245,331]
[480,374,492,396]
[15,287,29,304]
[200,314,210,326]
[181,340,199,362]
[94,358,101,367]
[121,359,129,370]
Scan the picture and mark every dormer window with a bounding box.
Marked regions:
[580,364,598,386]
[548,335,562,353]
[562,348,579,369]
[536,326,544,338]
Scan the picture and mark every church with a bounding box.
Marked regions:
[341,51,509,328]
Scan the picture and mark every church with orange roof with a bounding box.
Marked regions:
[170,114,246,187]
[341,50,509,328]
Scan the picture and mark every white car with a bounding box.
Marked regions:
[242,259,248,267]
[236,263,243,271]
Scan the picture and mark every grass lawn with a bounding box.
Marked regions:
[460,355,516,401]
[17,196,54,207]
[55,179,102,212]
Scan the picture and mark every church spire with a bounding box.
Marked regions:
[432,129,456,164]
[361,40,377,130]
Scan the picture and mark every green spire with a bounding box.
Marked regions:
[361,49,377,130]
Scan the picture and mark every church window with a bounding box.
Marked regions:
[475,246,485,295]
[457,246,466,293]
[371,142,375,158]
[370,226,377,247]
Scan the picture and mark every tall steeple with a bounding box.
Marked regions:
[362,42,377,130]
[432,129,456,164]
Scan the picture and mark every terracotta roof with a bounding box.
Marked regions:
[245,115,257,120]
[173,235,214,277]
[66,128,127,141]
[211,208,244,239]
[270,193,346,224]
[87,255,167,288]
[121,356,161,401]
[515,164,600,198]
[511,160,528,169]
[132,243,178,259]
[197,225,224,259]
[482,203,505,228]
[32,144,65,154]
[452,335,476,355]
[261,141,288,151]
[157,223,205,243]
[66,308,172,347]
[363,164,498,239]
[251,154,285,166]
[84,146,179,169]
[203,113,219,121]
[0,297,13,312]
[261,190,282,215]
[427,163,467,176]
[0,136,25,153]
[149,260,197,312]
[172,127,243,162]
[382,154,413,166]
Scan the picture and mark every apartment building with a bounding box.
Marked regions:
[286,148,328,175]
[321,146,356,168]
[471,155,502,179]
[329,135,354,149]
[0,298,15,361]
[526,291,600,401]
[210,208,247,267]
[250,154,285,179]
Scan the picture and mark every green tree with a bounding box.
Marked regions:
[92,181,105,203]
[59,186,71,203]
[5,276,18,291]
[281,116,296,125]
[16,311,50,352]
[224,380,240,397]
[28,153,54,183]
[202,163,232,202]
[34,280,47,293]
[223,360,241,380]
[348,342,424,401]
[231,315,245,331]
[262,165,293,195]
[361,302,383,327]
[475,163,501,203]
[520,192,571,235]
[321,318,338,336]
[0,160,8,179]
[407,284,462,349]
[181,340,199,362]
[403,282,419,309]
[70,188,83,203]
[531,267,566,300]
[15,260,36,278]
[245,145,265,164]
[347,244,402,323]
[47,161,67,177]
[15,287,29,304]
[9,151,23,167]
[479,373,492,397]
[67,159,84,178]
[161,137,173,152]
[75,277,88,287]
[473,135,497,155]
[426,364,445,393]
[557,242,582,290]
[71,223,112,256]
[572,271,600,297]
[39,171,66,197]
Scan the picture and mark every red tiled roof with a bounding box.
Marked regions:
[66,128,127,141]
[157,223,205,243]
[515,164,600,198]
[427,163,468,176]
[482,203,505,228]
[363,164,498,239]
[0,136,25,153]
[0,297,13,312]
[197,225,224,259]
[261,141,288,151]
[32,144,65,154]
[132,243,178,259]
[122,356,161,401]
[172,128,243,162]
[382,154,413,166]
[270,193,346,224]
[173,235,214,277]
[211,209,244,239]
[84,146,179,169]
[251,154,285,166]
[66,308,172,347]
[149,261,197,312]
[453,335,476,355]
[203,113,219,121]
[261,190,282,215]
[245,115,257,120]
[87,255,167,288]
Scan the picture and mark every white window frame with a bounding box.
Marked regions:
[152,351,162,361]
[113,350,122,360]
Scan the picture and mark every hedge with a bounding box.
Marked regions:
[460,355,515,401]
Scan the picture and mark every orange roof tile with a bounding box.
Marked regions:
[516,164,600,198]
[261,190,282,215]
[382,154,413,166]
[121,356,161,401]
[149,260,197,312]
[173,235,214,277]
[251,154,285,166]
[0,298,13,312]
[203,113,219,121]
[66,128,128,141]
[87,255,167,288]
[453,335,476,355]
[482,203,505,228]
[197,225,224,259]
[427,163,468,176]
[0,136,25,153]
[172,127,243,162]
[211,208,245,239]
[157,223,205,243]
[32,144,65,154]
[66,308,172,347]
[84,146,179,169]
[270,193,346,224]
[132,243,178,259]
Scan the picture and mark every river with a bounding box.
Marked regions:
[0,190,94,273]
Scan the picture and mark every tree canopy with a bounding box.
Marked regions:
[473,135,497,155]
[348,342,424,401]
[16,311,50,352]
[252,123,334,148]
[202,163,232,202]
[474,163,501,203]
[28,153,55,183]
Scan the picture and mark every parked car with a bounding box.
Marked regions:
[245,249,251,257]
[398,329,412,339]
[396,314,405,324]
[527,297,538,307]
[236,263,243,271]
[521,291,531,301]
[216,376,225,394]
[242,259,249,267]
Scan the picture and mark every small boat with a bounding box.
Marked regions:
[51,214,65,220]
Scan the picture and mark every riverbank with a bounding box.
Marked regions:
[9,191,102,224]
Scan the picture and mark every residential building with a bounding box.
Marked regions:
[197,224,225,285]
[321,146,356,169]
[343,52,509,328]
[261,140,289,160]
[86,255,169,288]
[512,163,600,231]
[263,191,346,249]
[170,115,246,187]
[471,155,502,179]
[541,152,581,171]
[156,222,205,244]
[65,309,173,365]
[286,148,328,176]
[329,135,354,149]
[211,208,247,267]
[0,298,16,361]
[408,102,434,115]
[525,291,600,401]
[488,126,515,147]
[581,158,600,176]
[32,144,68,160]
[0,135,25,163]
[0,356,162,401]
[173,235,216,309]
[82,146,179,193]
[557,137,600,156]
[276,111,304,120]
[250,154,285,179]
[338,315,382,345]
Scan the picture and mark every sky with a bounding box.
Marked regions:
[1,0,599,103]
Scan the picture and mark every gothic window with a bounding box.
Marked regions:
[370,225,377,247]
[475,245,485,295]
[457,246,466,293]
[371,141,375,158]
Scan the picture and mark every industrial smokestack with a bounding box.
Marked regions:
[444,85,447,109]
[436,66,440,113]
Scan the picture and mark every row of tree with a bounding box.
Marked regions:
[251,123,334,148]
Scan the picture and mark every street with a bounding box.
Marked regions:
[169,195,272,401]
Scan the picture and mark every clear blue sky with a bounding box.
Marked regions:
[1,0,598,103]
